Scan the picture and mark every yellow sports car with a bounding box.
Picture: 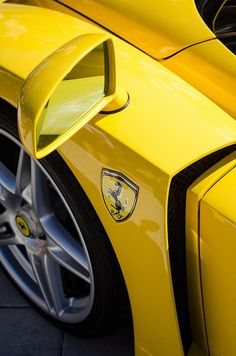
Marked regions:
[0,0,236,355]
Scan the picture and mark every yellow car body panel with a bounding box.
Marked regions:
[187,154,236,355]
[186,152,236,353]
[1,2,236,356]
[200,167,236,356]
[163,39,236,119]
[47,0,215,59]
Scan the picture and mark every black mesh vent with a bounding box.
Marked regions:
[194,0,225,29]
[168,145,236,354]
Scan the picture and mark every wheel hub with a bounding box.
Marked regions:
[15,204,46,254]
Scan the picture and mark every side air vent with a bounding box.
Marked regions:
[195,0,226,29]
[195,0,236,54]
[168,145,236,354]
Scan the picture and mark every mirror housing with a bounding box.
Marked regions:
[18,33,116,159]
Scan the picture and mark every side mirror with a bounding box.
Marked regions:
[18,33,116,159]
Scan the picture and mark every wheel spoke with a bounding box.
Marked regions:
[0,228,19,246]
[21,184,32,206]
[0,211,7,224]
[0,236,19,246]
[15,148,31,197]
[0,184,18,210]
[0,161,22,211]
[0,162,16,194]
[71,295,90,309]
[0,211,19,245]
[8,245,35,281]
[47,246,90,284]
[31,160,51,218]
[28,252,68,316]
[42,214,89,274]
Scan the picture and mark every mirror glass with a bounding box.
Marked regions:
[36,43,105,150]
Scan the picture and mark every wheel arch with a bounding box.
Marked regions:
[0,97,133,332]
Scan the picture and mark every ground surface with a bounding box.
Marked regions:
[0,267,134,356]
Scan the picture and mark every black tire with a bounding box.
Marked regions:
[0,99,131,336]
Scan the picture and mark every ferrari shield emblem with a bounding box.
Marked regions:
[101,169,139,222]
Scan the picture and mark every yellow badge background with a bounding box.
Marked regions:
[102,170,138,222]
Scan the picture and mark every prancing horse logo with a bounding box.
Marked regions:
[15,215,30,237]
[108,181,128,220]
[101,169,139,222]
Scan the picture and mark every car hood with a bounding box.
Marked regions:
[60,0,216,59]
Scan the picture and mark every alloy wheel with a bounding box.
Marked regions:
[0,130,94,323]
